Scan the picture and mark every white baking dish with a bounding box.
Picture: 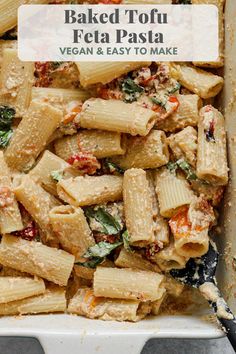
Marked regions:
[0,1,235,353]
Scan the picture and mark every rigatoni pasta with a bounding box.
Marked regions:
[0,277,45,304]
[196,105,228,185]
[0,287,66,316]
[94,267,165,301]
[0,151,23,233]
[170,63,224,99]
[49,205,95,260]
[57,175,123,207]
[76,62,151,87]
[13,174,60,245]
[157,95,202,132]
[123,169,155,245]
[0,48,34,117]
[29,150,79,195]
[0,235,75,286]
[155,168,194,218]
[54,130,125,161]
[68,288,151,322]
[111,130,169,170]
[5,100,62,171]
[80,98,157,136]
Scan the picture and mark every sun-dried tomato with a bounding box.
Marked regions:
[13,221,39,241]
[67,152,101,175]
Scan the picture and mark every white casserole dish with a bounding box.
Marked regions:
[0,1,235,353]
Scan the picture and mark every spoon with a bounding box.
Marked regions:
[170,242,236,351]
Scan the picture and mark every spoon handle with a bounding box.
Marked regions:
[219,317,236,352]
[199,282,236,352]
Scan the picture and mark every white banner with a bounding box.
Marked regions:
[18,4,218,62]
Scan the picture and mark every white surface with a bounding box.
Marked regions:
[0,314,223,354]
[18,5,218,61]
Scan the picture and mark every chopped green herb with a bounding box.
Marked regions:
[84,241,123,259]
[167,161,178,174]
[104,160,124,175]
[0,106,15,130]
[0,106,15,148]
[75,240,123,269]
[85,207,122,235]
[177,159,197,180]
[167,159,197,181]
[151,96,166,108]
[122,230,134,253]
[0,129,13,148]
[51,170,64,182]
[75,257,104,269]
[168,82,181,94]
[121,78,144,103]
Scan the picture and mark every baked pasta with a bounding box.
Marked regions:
[0,0,228,322]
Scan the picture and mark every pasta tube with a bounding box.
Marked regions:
[115,248,160,273]
[157,95,202,132]
[0,48,34,117]
[0,235,75,286]
[29,150,79,195]
[57,175,123,207]
[5,100,62,171]
[167,127,198,167]
[54,130,125,161]
[123,169,155,245]
[0,151,23,233]
[13,174,60,245]
[152,242,188,271]
[94,267,165,301]
[196,105,228,185]
[0,287,66,315]
[0,277,45,304]
[68,288,151,322]
[49,205,95,260]
[169,197,214,258]
[80,98,157,136]
[146,171,169,246]
[111,130,169,169]
[155,168,194,218]
[170,63,224,99]
[76,62,151,87]
[31,86,90,106]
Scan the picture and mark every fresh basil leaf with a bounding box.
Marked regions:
[75,257,104,269]
[104,160,124,175]
[151,97,166,108]
[121,78,144,103]
[0,106,15,130]
[84,241,123,258]
[122,230,134,253]
[167,159,197,181]
[176,159,197,181]
[85,207,122,235]
[168,82,181,94]
[51,170,63,182]
[0,129,13,148]
[122,78,144,94]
